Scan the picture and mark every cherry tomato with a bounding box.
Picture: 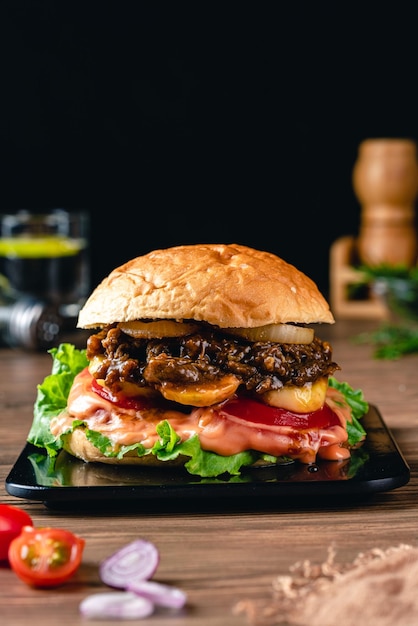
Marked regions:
[220,396,341,429]
[0,504,33,561]
[8,526,85,587]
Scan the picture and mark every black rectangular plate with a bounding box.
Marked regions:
[5,406,410,509]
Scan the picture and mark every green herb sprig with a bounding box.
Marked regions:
[354,324,418,359]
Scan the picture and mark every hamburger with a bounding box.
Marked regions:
[29,243,367,478]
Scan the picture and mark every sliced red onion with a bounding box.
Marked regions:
[100,539,160,589]
[80,591,154,620]
[127,579,187,609]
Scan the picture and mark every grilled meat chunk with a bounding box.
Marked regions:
[86,325,339,398]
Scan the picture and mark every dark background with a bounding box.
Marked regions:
[2,1,418,298]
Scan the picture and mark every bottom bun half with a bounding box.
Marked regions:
[62,429,187,467]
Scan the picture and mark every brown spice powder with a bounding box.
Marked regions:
[233,544,418,626]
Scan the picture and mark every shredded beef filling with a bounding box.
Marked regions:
[86,324,340,399]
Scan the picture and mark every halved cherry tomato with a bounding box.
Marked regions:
[8,526,85,587]
[0,504,33,562]
[219,396,341,429]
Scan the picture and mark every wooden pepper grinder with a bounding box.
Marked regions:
[353,138,418,267]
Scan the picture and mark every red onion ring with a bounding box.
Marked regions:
[99,539,160,589]
[127,579,187,609]
[80,591,154,619]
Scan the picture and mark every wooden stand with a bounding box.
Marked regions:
[329,235,389,320]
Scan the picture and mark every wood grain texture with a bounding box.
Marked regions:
[0,320,417,625]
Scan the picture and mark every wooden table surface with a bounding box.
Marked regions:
[0,320,417,625]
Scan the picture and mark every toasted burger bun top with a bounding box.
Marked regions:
[77,243,335,329]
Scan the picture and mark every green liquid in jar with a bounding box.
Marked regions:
[0,236,83,258]
[0,236,87,302]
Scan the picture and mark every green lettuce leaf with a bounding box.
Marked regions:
[152,420,259,477]
[328,377,368,446]
[28,343,88,455]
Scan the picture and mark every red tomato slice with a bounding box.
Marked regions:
[90,376,150,410]
[0,504,33,562]
[220,396,341,430]
[8,526,85,587]
[90,370,341,431]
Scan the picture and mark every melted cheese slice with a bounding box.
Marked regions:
[50,369,351,464]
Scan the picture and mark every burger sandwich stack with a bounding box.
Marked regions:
[29,243,368,478]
